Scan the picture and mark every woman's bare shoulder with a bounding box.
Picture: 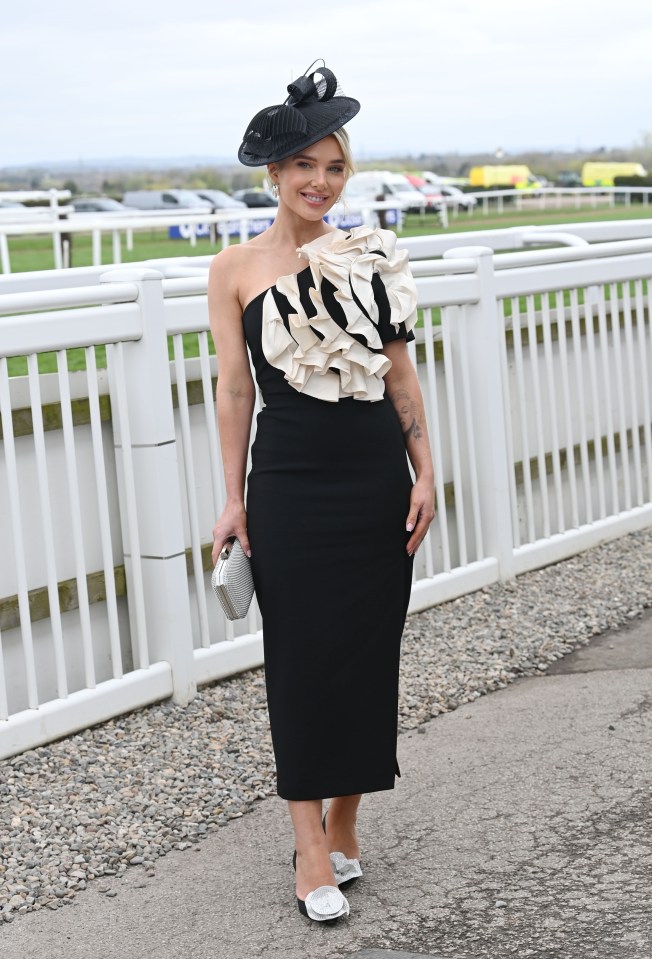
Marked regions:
[210,243,246,283]
[209,240,266,291]
[210,236,275,313]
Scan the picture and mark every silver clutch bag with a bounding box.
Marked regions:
[211,539,255,621]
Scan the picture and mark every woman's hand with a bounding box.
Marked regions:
[405,475,436,557]
[211,501,251,565]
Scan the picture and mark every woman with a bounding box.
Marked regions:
[209,62,435,923]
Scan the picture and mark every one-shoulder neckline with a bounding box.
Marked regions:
[242,265,312,318]
[241,229,347,318]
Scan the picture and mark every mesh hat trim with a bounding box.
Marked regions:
[238,63,360,167]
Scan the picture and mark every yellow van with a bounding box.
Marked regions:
[581,162,647,187]
[469,165,541,190]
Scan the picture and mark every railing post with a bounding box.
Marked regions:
[443,246,516,581]
[0,233,11,274]
[100,267,197,705]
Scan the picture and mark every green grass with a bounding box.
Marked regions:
[400,203,652,237]
[7,347,107,377]
[7,334,214,377]
[5,230,219,273]
[4,203,650,274]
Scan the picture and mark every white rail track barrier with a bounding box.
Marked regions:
[0,232,650,758]
[453,186,652,218]
[1,187,651,275]
[2,218,652,298]
[0,201,403,275]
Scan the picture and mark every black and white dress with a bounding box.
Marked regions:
[242,227,417,800]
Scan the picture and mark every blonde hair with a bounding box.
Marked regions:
[333,128,355,180]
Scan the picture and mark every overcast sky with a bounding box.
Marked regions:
[2,0,651,166]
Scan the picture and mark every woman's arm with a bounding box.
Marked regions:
[383,339,436,557]
[208,248,257,563]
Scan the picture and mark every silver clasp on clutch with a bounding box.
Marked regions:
[219,540,234,561]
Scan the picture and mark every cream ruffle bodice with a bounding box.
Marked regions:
[260,226,418,403]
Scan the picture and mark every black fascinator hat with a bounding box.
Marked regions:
[238,60,360,167]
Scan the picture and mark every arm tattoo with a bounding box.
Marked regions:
[391,388,423,441]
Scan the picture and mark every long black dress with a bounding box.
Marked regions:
[242,227,417,801]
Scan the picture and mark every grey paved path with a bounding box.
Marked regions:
[2,611,651,959]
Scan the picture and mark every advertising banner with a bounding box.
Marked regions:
[167,209,393,240]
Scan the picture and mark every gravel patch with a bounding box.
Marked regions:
[1,528,651,923]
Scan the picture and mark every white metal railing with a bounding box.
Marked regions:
[0,232,650,758]
[0,189,71,203]
[0,288,175,752]
[2,218,652,299]
[459,186,652,218]
[0,201,401,274]
[2,189,651,275]
[493,259,652,571]
[401,220,652,262]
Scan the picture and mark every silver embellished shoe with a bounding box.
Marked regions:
[296,885,350,922]
[323,811,364,890]
[330,850,363,887]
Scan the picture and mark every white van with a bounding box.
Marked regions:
[122,189,212,211]
[345,171,425,212]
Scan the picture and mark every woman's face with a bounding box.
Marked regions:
[269,134,346,221]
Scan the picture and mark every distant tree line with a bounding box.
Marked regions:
[3,133,651,196]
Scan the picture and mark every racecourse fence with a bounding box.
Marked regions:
[0,231,651,758]
[0,202,402,274]
[2,187,651,275]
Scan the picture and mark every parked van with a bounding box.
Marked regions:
[122,189,212,211]
[345,171,425,212]
[469,165,541,190]
[581,162,648,187]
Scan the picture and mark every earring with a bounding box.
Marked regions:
[271,183,279,198]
